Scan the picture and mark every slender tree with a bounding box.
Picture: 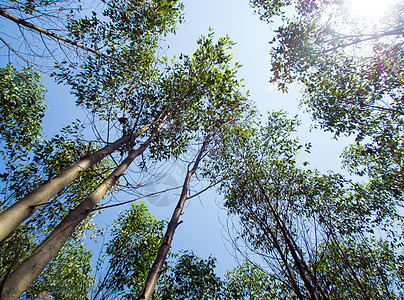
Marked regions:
[0,33,247,299]
[0,0,184,242]
[206,112,328,299]
[137,134,212,300]
[251,0,404,214]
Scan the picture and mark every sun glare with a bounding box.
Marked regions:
[347,0,396,20]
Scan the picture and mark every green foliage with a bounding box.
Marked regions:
[157,251,222,300]
[253,0,404,204]
[148,33,248,161]
[93,203,166,299]
[1,121,111,235]
[223,261,279,299]
[23,238,93,300]
[0,64,46,164]
[55,0,184,122]
[314,237,404,299]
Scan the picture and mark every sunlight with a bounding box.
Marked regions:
[347,0,396,20]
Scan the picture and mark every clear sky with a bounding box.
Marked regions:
[126,0,354,276]
[0,0,354,278]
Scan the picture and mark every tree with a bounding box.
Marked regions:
[92,203,166,300]
[210,112,327,299]
[157,251,222,300]
[0,0,183,242]
[0,32,247,299]
[251,0,404,207]
[136,32,249,299]
[313,236,404,299]
[206,108,404,298]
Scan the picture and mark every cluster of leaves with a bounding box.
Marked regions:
[205,109,404,298]
[55,0,184,121]
[158,251,222,299]
[92,203,166,299]
[251,0,404,205]
[0,64,46,165]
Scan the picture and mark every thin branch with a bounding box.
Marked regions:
[0,8,103,56]
[186,177,226,201]
[90,185,182,211]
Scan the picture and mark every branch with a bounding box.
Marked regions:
[186,176,226,201]
[324,28,404,53]
[90,185,182,211]
[0,8,103,56]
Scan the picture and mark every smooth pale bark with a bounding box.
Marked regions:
[0,123,153,242]
[136,136,210,300]
[0,8,102,56]
[0,120,167,300]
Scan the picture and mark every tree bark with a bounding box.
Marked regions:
[0,8,102,56]
[0,122,153,242]
[136,136,210,300]
[0,120,166,300]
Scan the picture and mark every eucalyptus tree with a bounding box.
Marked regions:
[206,109,404,299]
[0,0,183,242]
[136,33,250,299]
[250,0,404,206]
[313,235,404,299]
[206,112,326,300]
[91,203,166,300]
[0,33,247,299]
[157,251,223,300]
[0,0,182,67]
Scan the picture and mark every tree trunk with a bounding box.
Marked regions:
[247,206,306,300]
[0,8,102,56]
[0,122,153,242]
[0,120,166,300]
[250,171,322,300]
[136,135,210,300]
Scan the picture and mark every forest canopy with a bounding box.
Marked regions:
[0,0,403,299]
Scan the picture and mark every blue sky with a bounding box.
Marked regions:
[130,0,353,275]
[0,0,354,278]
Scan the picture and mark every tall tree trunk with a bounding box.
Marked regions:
[0,122,154,242]
[249,168,322,300]
[0,119,167,300]
[136,136,210,300]
[247,206,306,300]
[0,8,102,56]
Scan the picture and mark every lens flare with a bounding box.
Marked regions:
[347,0,396,20]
